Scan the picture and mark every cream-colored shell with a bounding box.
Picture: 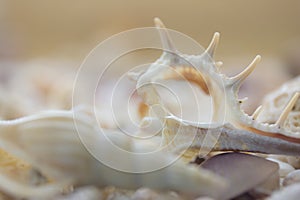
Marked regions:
[258,76,300,133]
[134,18,300,142]
[0,17,298,199]
[0,109,227,199]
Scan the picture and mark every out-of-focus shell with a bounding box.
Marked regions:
[258,76,300,133]
[131,188,183,200]
[287,156,300,169]
[283,170,300,186]
[54,186,103,200]
[267,183,300,200]
[0,109,228,199]
[266,158,295,177]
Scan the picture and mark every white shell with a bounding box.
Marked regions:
[133,18,300,148]
[287,156,300,169]
[283,170,300,186]
[0,109,227,199]
[266,158,295,177]
[267,183,300,200]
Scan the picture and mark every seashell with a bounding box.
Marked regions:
[0,109,228,199]
[266,158,295,177]
[162,116,300,156]
[267,155,288,163]
[131,188,163,200]
[106,190,131,200]
[267,182,300,200]
[287,156,300,169]
[0,17,299,199]
[131,188,183,200]
[131,18,300,157]
[200,153,279,199]
[54,186,103,200]
[282,170,300,186]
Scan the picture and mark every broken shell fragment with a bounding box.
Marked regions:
[267,158,295,178]
[287,156,300,169]
[201,153,279,200]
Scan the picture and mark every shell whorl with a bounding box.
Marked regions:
[134,18,300,143]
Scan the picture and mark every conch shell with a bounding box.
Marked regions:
[133,18,300,148]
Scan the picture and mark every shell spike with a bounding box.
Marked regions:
[154,17,177,53]
[276,92,300,128]
[205,32,220,58]
[229,55,261,88]
[251,105,262,120]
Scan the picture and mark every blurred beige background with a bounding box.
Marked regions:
[0,0,299,115]
[0,0,300,62]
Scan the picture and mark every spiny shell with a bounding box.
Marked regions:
[133,18,300,145]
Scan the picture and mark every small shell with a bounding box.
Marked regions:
[267,183,300,200]
[201,153,279,199]
[283,170,300,186]
[287,156,300,169]
[267,155,288,163]
[55,186,103,200]
[266,158,295,177]
[131,188,161,200]
[131,188,183,200]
